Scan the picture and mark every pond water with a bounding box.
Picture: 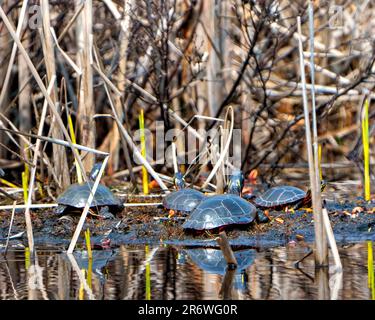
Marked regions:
[0,242,373,300]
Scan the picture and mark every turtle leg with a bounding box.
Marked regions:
[55,205,67,215]
[256,210,270,223]
[98,206,115,220]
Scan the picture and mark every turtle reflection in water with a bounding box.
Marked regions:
[185,248,256,291]
[55,163,124,219]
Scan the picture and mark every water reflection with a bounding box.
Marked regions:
[0,243,372,300]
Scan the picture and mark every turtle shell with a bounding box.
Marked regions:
[254,186,306,208]
[163,188,205,212]
[185,248,256,275]
[56,182,122,209]
[182,194,257,231]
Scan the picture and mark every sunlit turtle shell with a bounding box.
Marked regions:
[254,186,306,208]
[163,188,206,212]
[56,182,122,212]
[182,194,257,231]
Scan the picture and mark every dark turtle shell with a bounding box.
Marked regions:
[182,194,257,231]
[56,181,122,209]
[163,188,205,212]
[185,248,256,275]
[254,186,306,208]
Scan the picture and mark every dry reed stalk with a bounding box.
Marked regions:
[76,0,95,171]
[108,0,134,173]
[0,203,58,210]
[91,51,169,192]
[0,7,90,183]
[206,0,226,117]
[22,77,56,254]
[0,0,28,109]
[216,231,238,266]
[201,106,234,190]
[297,16,327,267]
[40,0,70,191]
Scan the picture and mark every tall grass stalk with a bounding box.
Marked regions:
[362,98,370,201]
[139,109,149,194]
[297,15,327,266]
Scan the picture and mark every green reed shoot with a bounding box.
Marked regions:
[318,144,323,180]
[84,228,92,260]
[87,258,93,289]
[25,247,30,270]
[362,99,371,201]
[68,113,83,184]
[139,109,149,195]
[22,171,28,204]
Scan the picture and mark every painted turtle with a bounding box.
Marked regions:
[55,163,123,219]
[162,172,206,213]
[182,170,260,231]
[254,181,326,210]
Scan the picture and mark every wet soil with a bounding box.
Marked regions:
[1,193,374,251]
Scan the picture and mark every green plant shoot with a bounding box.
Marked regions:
[362,99,370,201]
[139,109,149,195]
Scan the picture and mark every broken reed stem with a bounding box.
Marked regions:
[297,15,327,266]
[362,98,370,201]
[216,231,238,267]
[139,109,149,195]
[67,157,109,254]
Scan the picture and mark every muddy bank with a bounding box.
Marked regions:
[0,195,374,250]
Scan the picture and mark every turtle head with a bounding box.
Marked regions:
[89,162,103,180]
[174,172,185,190]
[227,169,244,196]
[320,180,327,192]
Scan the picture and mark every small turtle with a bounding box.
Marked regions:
[182,170,265,232]
[162,172,206,213]
[254,181,327,210]
[55,163,123,219]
